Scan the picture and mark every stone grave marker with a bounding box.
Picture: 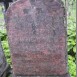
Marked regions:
[0,39,8,77]
[5,0,70,77]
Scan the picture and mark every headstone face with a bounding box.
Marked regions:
[6,0,69,76]
[0,40,7,76]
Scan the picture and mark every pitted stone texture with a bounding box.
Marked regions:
[13,73,70,77]
[6,0,68,76]
[0,40,7,76]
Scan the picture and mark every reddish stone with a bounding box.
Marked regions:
[5,0,69,76]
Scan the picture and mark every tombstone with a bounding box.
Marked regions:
[5,0,70,77]
[0,39,9,77]
[0,0,13,11]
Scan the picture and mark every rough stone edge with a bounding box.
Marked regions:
[0,39,11,77]
[11,73,70,77]
[1,64,11,77]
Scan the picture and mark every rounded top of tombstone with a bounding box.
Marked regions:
[6,0,64,13]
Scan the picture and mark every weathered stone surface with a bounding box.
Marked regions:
[6,0,68,76]
[12,73,70,77]
[12,74,70,77]
[0,39,7,76]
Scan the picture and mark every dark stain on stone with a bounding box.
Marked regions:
[36,8,43,13]
[30,0,35,5]
[23,8,30,14]
[53,29,56,36]
[32,22,36,35]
